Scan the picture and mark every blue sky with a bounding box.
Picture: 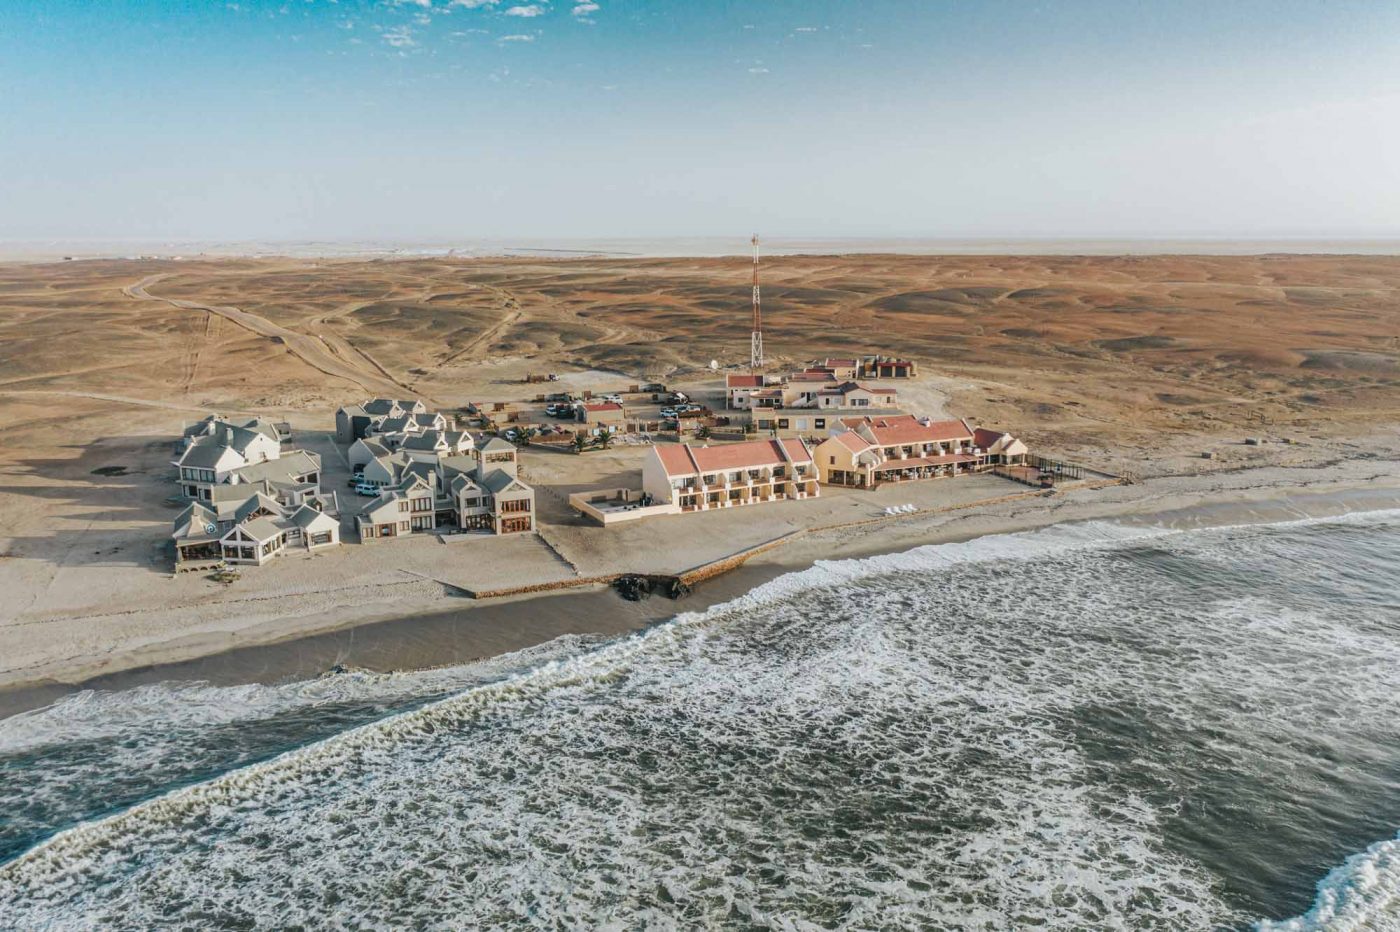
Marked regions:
[2,0,1398,241]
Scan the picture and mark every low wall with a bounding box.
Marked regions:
[568,488,680,525]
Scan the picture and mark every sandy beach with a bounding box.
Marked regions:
[2,253,1397,709]
[2,456,1397,718]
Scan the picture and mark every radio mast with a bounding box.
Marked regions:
[750,234,763,372]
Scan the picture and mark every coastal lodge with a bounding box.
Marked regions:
[642,437,819,513]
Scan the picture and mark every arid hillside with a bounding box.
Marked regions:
[1,253,1398,471]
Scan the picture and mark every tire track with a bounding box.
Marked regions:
[124,275,425,401]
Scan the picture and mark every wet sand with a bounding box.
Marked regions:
[3,469,1396,721]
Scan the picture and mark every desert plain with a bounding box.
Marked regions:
[1,252,1399,695]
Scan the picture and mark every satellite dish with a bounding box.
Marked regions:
[709,359,719,370]
[205,523,217,534]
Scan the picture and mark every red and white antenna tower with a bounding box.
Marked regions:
[750,233,763,372]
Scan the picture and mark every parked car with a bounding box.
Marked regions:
[545,403,571,417]
[660,407,678,419]
[354,480,380,496]
[599,393,623,404]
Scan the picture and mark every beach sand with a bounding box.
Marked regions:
[2,459,1397,719]
[2,253,1397,710]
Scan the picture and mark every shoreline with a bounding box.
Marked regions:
[2,460,1397,719]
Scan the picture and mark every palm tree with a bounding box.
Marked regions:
[695,424,712,440]
[519,427,537,447]
[595,427,615,450]
[571,433,589,454]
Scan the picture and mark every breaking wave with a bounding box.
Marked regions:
[2,510,1398,928]
[1260,831,1400,931]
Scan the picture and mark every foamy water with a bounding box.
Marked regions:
[2,512,1398,928]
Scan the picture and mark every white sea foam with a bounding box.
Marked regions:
[2,510,1398,927]
[1258,833,1400,931]
[0,634,601,755]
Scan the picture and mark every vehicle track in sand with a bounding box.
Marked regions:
[124,275,425,401]
[0,389,223,413]
[438,283,524,366]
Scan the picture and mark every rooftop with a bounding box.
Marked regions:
[654,438,812,476]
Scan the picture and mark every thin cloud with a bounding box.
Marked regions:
[450,0,498,7]
[503,4,546,16]
[794,26,817,32]
[497,33,535,42]
[381,26,417,47]
[571,2,599,16]
[748,67,769,74]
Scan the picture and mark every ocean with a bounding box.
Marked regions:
[1,511,1398,929]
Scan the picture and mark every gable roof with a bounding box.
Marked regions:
[362,399,399,416]
[479,469,524,495]
[582,402,623,413]
[352,438,392,458]
[832,431,873,453]
[479,436,516,454]
[225,424,273,455]
[238,417,283,442]
[400,430,445,451]
[234,492,285,524]
[857,415,974,446]
[236,516,286,542]
[177,437,240,470]
[726,374,764,389]
[232,450,320,484]
[289,504,337,531]
[652,438,812,476]
[449,473,482,496]
[399,462,438,488]
[172,502,219,540]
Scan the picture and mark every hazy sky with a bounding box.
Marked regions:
[2,0,1399,241]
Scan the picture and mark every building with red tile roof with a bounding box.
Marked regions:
[643,438,819,512]
[813,414,1026,488]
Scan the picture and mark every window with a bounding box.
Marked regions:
[501,499,530,514]
[829,456,836,464]
[778,419,789,430]
[398,501,409,513]
[412,498,431,512]
[815,419,826,429]
[311,532,332,545]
